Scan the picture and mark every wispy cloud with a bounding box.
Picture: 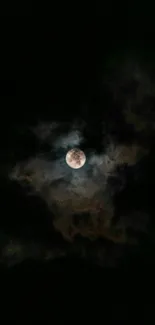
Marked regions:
[9,119,148,243]
[8,59,152,245]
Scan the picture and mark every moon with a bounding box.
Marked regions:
[66,148,86,169]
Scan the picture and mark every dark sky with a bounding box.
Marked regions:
[1,8,155,319]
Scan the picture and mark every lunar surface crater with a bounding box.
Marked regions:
[66,148,86,169]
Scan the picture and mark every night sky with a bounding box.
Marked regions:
[1,6,155,319]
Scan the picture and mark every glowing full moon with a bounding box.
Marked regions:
[66,148,86,169]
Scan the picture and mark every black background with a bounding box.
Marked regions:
[1,6,155,319]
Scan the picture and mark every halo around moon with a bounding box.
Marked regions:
[66,148,86,169]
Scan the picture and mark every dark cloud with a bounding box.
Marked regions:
[9,120,148,244]
[103,59,155,134]
[0,235,65,267]
[6,58,155,267]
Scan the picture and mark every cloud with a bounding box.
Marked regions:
[32,119,86,150]
[53,130,84,149]
[32,122,59,142]
[0,232,125,268]
[103,59,155,134]
[0,237,66,267]
[8,59,153,246]
[9,119,148,244]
